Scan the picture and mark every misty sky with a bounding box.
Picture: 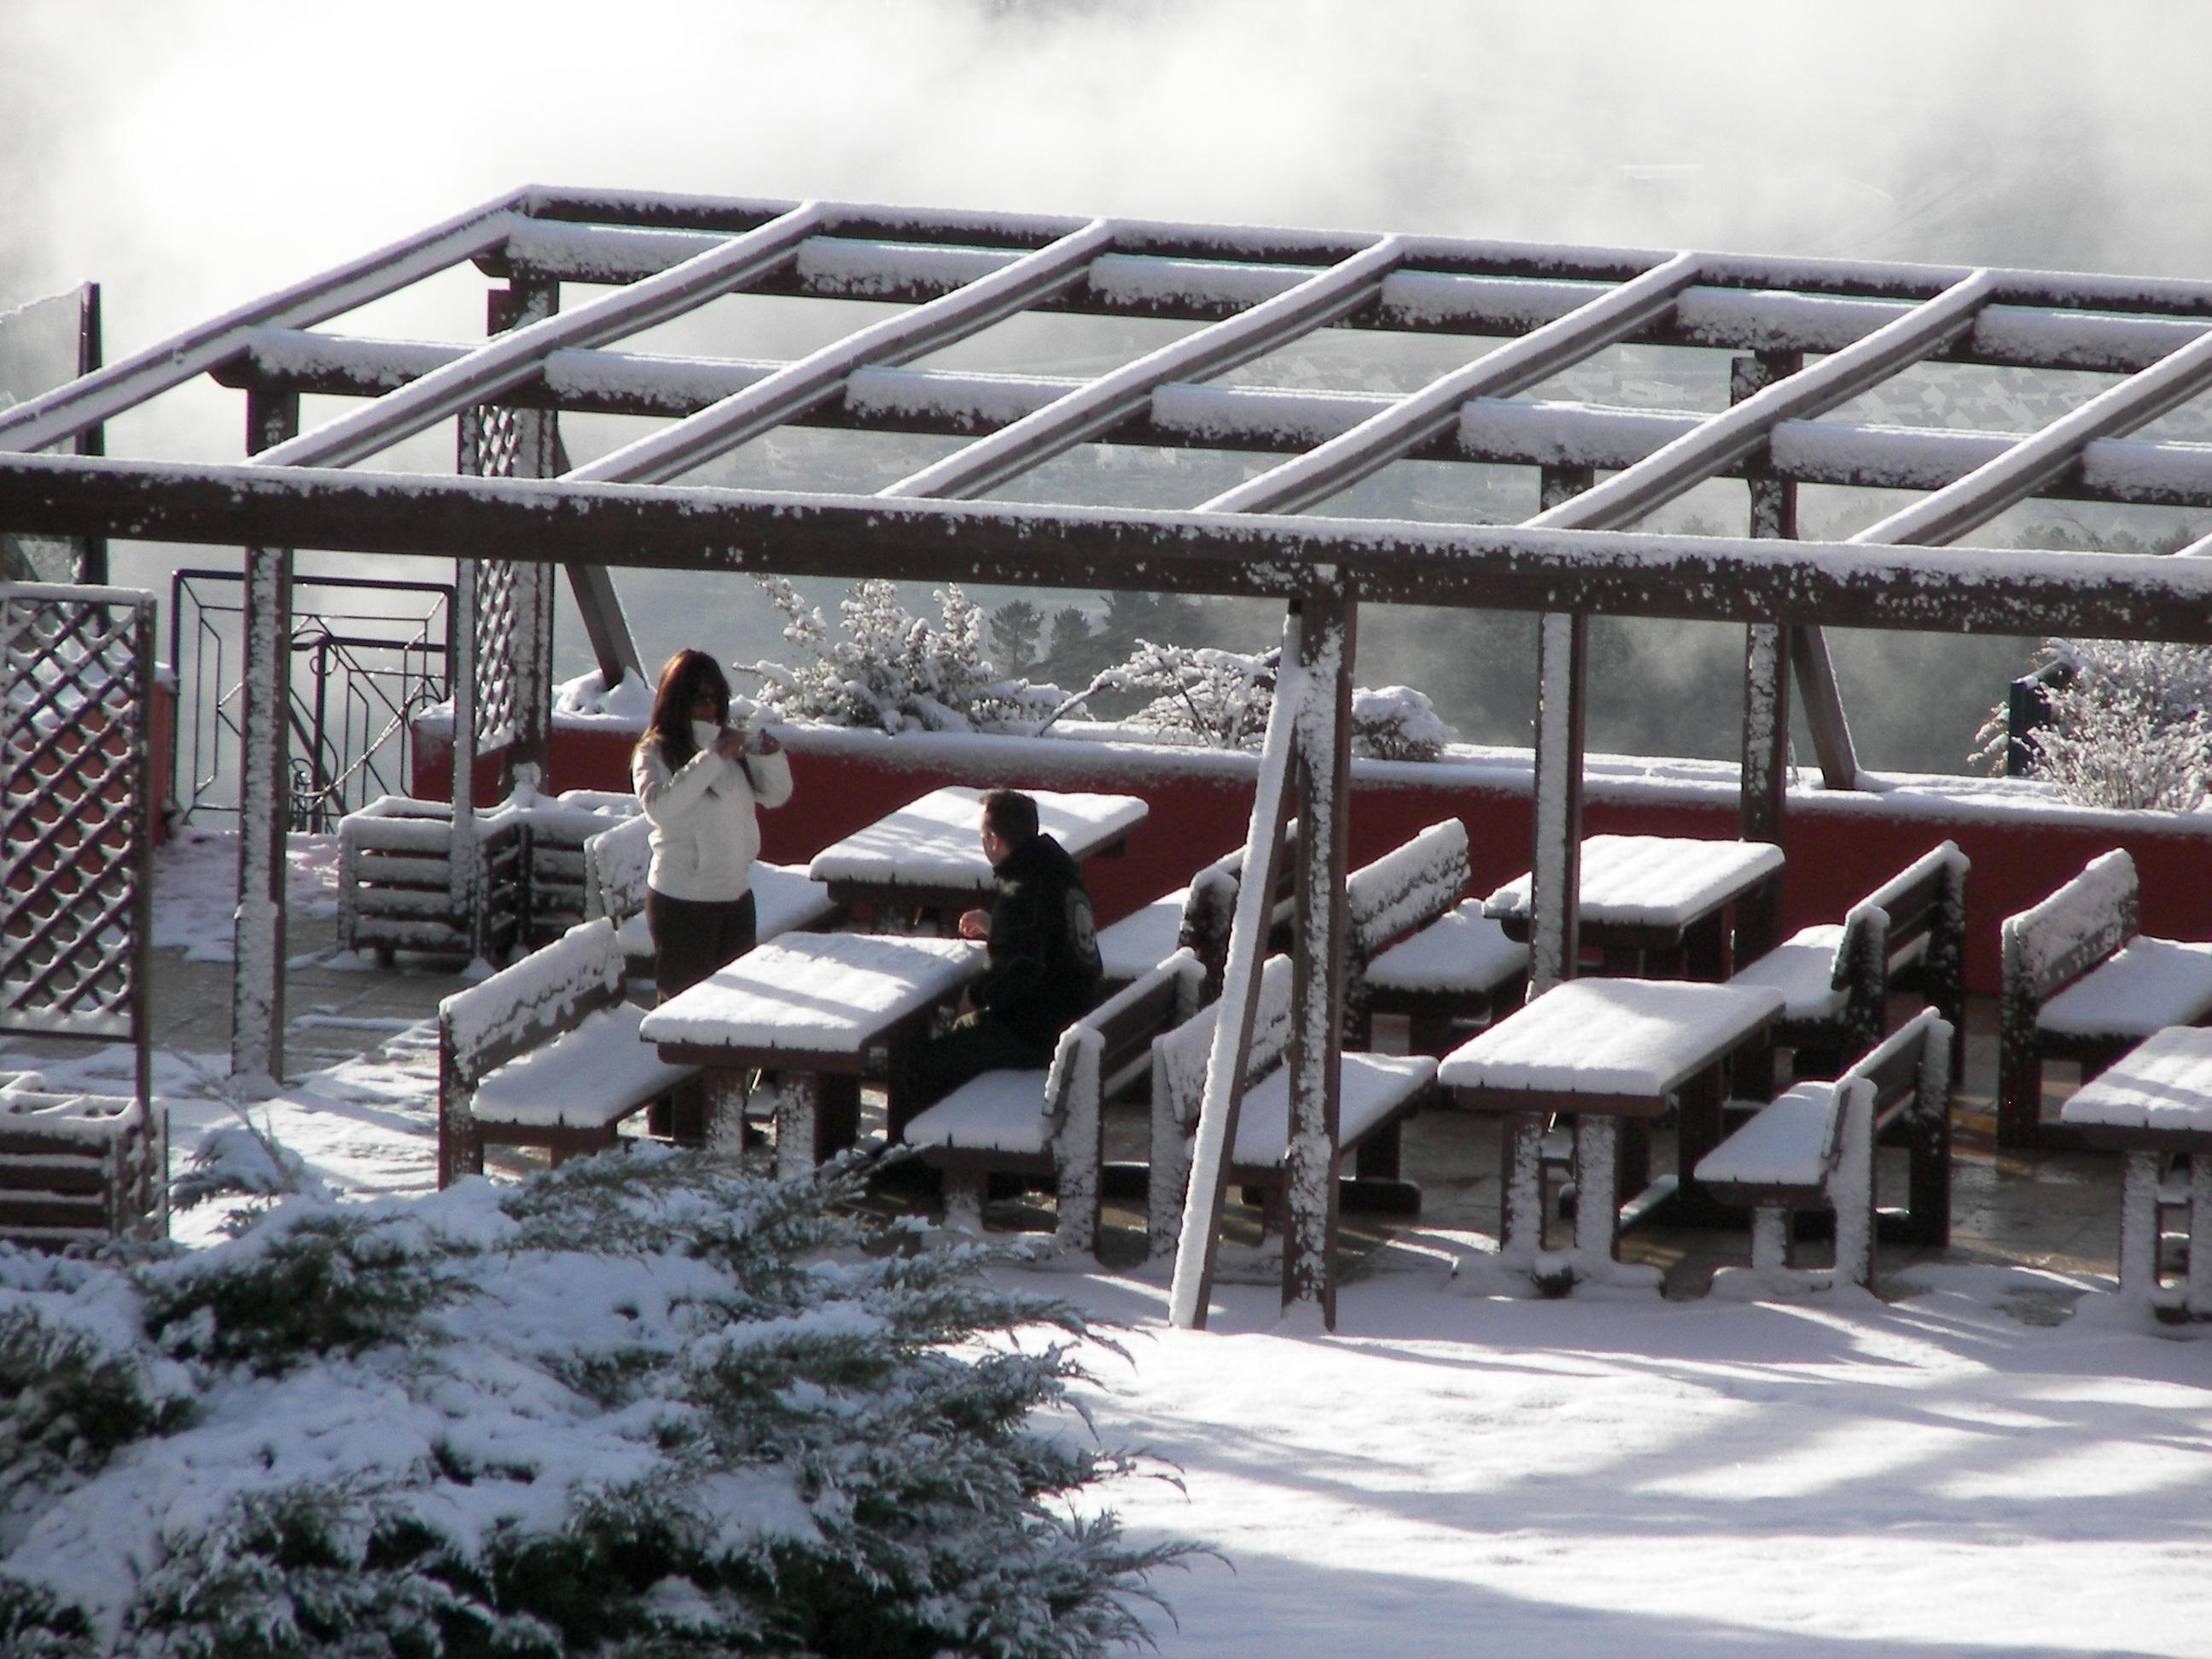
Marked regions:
[5,0,2209,774]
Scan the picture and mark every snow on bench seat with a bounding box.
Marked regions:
[1695,1081,1843,1192]
[471,1002,693,1129]
[608,863,836,962]
[904,1068,1053,1156]
[2058,1025,2212,1137]
[2040,938,2212,1039]
[1230,1052,1435,1170]
[1096,892,1188,983]
[1728,924,1851,1022]
[1363,901,1527,997]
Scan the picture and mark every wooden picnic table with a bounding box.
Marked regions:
[637,931,984,1174]
[2059,1023,2212,1319]
[1439,976,1784,1290]
[1482,833,1784,979]
[806,785,1148,933]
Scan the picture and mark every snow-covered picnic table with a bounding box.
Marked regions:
[1439,977,1785,1290]
[806,786,1148,931]
[2060,1024,2212,1318]
[638,932,983,1170]
[1483,833,1784,978]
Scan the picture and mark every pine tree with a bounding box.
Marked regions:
[989,598,1044,669]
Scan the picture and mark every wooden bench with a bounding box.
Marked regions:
[901,950,1205,1256]
[437,917,697,1187]
[580,811,841,972]
[1999,850,2212,1150]
[1145,953,1438,1260]
[1696,1007,1953,1291]
[0,1076,166,1249]
[1351,819,1528,1055]
[1730,840,1968,1086]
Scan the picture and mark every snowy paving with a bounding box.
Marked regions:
[3,833,2209,1655]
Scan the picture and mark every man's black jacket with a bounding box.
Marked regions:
[974,832,1103,1050]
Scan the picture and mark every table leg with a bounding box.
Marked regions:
[2187,1155,2212,1319]
[1684,912,1726,981]
[817,1074,862,1161]
[1669,1062,1730,1227]
[692,1070,747,1149]
[2118,1149,2163,1313]
[1499,1111,1548,1263]
[770,1073,819,1183]
[1571,1116,1621,1271]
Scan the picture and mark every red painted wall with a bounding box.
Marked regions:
[412,719,2212,997]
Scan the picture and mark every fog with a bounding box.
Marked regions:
[6,0,2211,774]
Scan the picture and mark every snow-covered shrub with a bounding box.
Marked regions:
[746,576,1066,734]
[1071,640,1454,760]
[0,1150,1197,1657]
[1979,639,2212,810]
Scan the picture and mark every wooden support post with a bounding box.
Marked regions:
[1528,465,1592,996]
[232,387,299,1087]
[492,282,560,792]
[1170,605,1301,1330]
[1283,592,1354,1327]
[1734,351,1800,968]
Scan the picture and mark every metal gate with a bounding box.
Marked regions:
[1,581,155,1098]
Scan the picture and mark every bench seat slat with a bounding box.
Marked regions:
[1231,1053,1435,1168]
[904,1069,1054,1155]
[470,1003,693,1129]
[1696,1081,1842,1192]
[2040,937,2212,1039]
[1362,901,1528,996]
[1728,925,1851,1022]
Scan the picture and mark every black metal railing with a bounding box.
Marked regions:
[170,568,455,830]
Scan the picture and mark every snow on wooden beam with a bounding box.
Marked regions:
[571,220,1119,489]
[1850,323,2212,549]
[1526,271,2000,537]
[0,192,530,456]
[14,451,2212,641]
[497,217,2212,372]
[253,206,831,474]
[882,236,1409,502]
[1203,253,1706,515]
[224,329,2212,510]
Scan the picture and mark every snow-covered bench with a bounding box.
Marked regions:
[1145,953,1437,1259]
[1351,819,1528,1054]
[1697,1008,1953,1291]
[1729,840,1968,1086]
[902,950,1204,1255]
[1999,851,2212,1150]
[580,812,840,973]
[0,1075,166,1249]
[436,917,696,1187]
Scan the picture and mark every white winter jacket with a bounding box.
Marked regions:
[631,721,795,903]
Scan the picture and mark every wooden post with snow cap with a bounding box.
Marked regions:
[1734,350,1801,970]
[491,281,561,793]
[1283,591,1354,1326]
[1169,608,1302,1331]
[1527,466,1592,997]
[231,387,298,1088]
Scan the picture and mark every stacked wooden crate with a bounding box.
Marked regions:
[0,1077,166,1248]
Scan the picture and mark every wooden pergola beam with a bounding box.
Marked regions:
[9,451,2212,642]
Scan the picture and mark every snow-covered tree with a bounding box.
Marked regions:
[1064,639,1454,760]
[0,1149,1198,1657]
[1977,637,2212,811]
[745,577,1065,735]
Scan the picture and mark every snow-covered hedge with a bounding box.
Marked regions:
[1986,639,2212,811]
[0,1145,1195,1657]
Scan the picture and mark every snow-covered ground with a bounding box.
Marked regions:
[7,834,2209,1656]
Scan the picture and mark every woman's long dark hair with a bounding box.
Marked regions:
[640,649,731,769]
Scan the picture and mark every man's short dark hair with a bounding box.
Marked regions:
[981,789,1039,845]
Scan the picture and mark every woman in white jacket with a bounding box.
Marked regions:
[631,649,795,1003]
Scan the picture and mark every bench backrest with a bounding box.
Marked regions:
[1040,949,1204,1132]
[1839,1004,1952,1127]
[583,813,654,926]
[1346,818,1470,967]
[2002,849,2139,1006]
[439,918,627,1090]
[1179,820,1301,993]
[1151,953,1295,1133]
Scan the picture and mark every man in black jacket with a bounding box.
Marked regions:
[914,789,1103,1101]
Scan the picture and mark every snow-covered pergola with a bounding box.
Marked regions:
[7,185,2212,1324]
